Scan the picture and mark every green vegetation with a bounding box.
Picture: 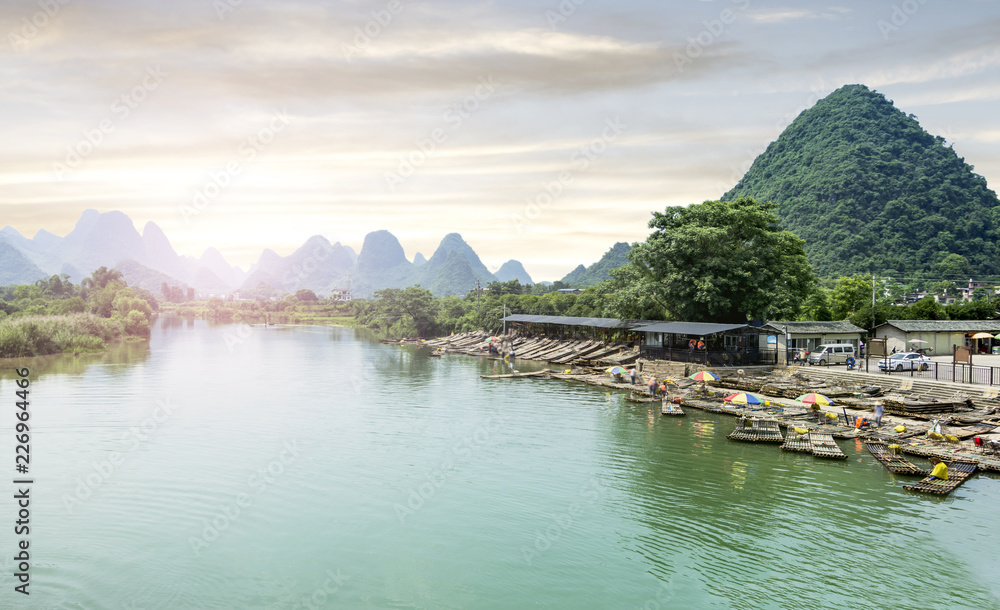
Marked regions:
[560,242,631,287]
[0,267,157,357]
[160,292,356,325]
[723,84,1000,279]
[607,197,816,323]
[354,282,610,339]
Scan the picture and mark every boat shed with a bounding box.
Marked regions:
[762,320,866,363]
[874,320,1000,356]
[632,321,774,366]
[501,314,639,341]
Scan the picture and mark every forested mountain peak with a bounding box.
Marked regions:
[722,83,1000,279]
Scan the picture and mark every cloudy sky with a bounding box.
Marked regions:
[2,0,999,282]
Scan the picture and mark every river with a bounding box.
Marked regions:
[1,318,998,609]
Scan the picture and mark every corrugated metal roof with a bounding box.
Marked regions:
[763,320,866,334]
[630,321,749,335]
[877,320,1000,333]
[502,314,626,328]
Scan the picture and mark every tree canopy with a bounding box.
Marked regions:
[610,197,816,323]
[723,84,1000,279]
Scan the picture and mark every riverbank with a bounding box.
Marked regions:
[0,312,142,358]
[403,331,1000,478]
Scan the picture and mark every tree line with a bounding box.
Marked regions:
[356,198,1000,338]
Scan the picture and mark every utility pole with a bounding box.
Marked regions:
[871,272,876,334]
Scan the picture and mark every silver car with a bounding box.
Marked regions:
[878,352,931,372]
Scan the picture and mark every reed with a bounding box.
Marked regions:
[0,313,123,357]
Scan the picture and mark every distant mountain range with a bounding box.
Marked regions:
[0,209,537,298]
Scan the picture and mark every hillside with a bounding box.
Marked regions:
[560,242,631,286]
[722,84,1000,278]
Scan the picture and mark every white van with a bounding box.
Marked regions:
[807,344,855,366]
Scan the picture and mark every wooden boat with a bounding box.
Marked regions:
[661,398,685,416]
[809,432,848,459]
[903,459,978,495]
[864,441,928,475]
[727,416,784,443]
[479,369,550,379]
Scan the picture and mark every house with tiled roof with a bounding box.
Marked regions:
[762,320,866,363]
[874,320,1000,355]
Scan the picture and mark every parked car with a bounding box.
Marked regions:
[807,344,856,366]
[878,352,931,372]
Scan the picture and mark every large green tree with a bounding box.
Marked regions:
[612,197,816,323]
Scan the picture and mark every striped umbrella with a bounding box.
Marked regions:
[688,371,720,381]
[724,392,765,405]
[795,393,833,406]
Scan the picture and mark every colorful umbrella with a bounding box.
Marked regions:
[688,371,720,381]
[606,366,628,375]
[971,332,994,339]
[724,392,765,405]
[795,393,833,406]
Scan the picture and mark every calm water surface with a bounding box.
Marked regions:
[2,318,999,609]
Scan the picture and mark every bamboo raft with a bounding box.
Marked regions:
[809,432,847,459]
[781,428,812,453]
[903,459,978,495]
[680,398,724,413]
[864,441,928,475]
[727,417,784,443]
[661,399,685,416]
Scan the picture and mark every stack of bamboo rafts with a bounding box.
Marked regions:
[881,395,972,417]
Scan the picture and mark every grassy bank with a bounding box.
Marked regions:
[0,313,127,358]
[159,300,358,327]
